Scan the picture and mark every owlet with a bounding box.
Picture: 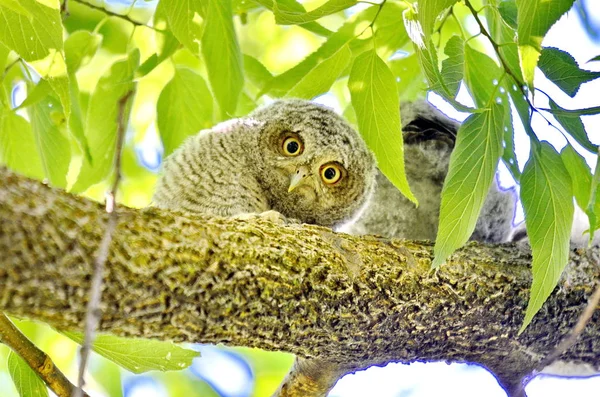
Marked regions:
[153,99,376,227]
[347,100,515,243]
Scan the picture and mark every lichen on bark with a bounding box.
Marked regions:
[0,168,599,391]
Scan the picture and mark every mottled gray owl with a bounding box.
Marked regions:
[347,100,515,243]
[153,99,376,228]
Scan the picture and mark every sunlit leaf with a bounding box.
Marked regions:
[561,144,591,212]
[27,84,70,188]
[0,106,44,180]
[497,0,517,29]
[389,54,426,102]
[349,49,416,204]
[253,0,333,36]
[136,30,180,78]
[64,31,102,74]
[463,44,504,107]
[274,0,357,25]
[417,0,459,40]
[0,0,32,18]
[548,99,597,153]
[285,45,351,99]
[0,0,62,62]
[157,67,214,157]
[516,0,575,90]
[62,332,200,374]
[243,54,272,92]
[71,50,139,193]
[538,47,600,97]
[440,35,464,98]
[520,141,573,332]
[432,104,504,268]
[8,351,48,397]
[160,0,204,55]
[201,0,243,119]
[261,4,378,97]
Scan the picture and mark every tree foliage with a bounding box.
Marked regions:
[0,0,599,396]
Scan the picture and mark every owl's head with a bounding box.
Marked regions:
[247,100,376,227]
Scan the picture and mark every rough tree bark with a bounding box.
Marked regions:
[1,168,599,394]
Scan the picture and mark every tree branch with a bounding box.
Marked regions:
[1,168,599,392]
[0,314,89,397]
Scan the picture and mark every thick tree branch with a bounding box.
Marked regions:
[0,168,599,392]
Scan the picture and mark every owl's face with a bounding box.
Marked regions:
[248,100,376,227]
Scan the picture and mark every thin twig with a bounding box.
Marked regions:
[514,281,600,397]
[72,0,165,33]
[73,90,134,397]
[61,0,69,19]
[0,314,90,397]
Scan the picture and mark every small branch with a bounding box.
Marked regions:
[60,0,69,19]
[74,90,134,397]
[72,0,165,33]
[514,281,600,397]
[0,314,89,397]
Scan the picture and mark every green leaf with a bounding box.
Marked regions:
[440,35,464,98]
[160,0,204,55]
[62,332,200,374]
[243,54,273,92]
[0,41,9,74]
[64,31,102,74]
[548,99,597,154]
[253,0,333,36]
[516,0,575,90]
[0,0,62,61]
[261,4,376,97]
[7,351,49,397]
[413,37,474,112]
[589,54,600,63]
[349,49,416,204]
[71,51,139,193]
[587,157,600,240]
[538,47,600,97]
[417,0,459,40]
[136,32,180,78]
[0,0,32,18]
[498,0,517,29]
[157,67,214,157]
[0,106,44,180]
[28,84,71,188]
[463,44,504,108]
[285,45,351,99]
[520,142,574,332]
[389,54,426,102]
[274,0,357,25]
[201,0,243,119]
[432,104,504,268]
[561,144,591,212]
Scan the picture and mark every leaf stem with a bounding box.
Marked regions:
[0,314,89,397]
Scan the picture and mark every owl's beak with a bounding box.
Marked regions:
[288,166,309,193]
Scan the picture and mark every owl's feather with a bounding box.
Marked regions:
[153,99,376,228]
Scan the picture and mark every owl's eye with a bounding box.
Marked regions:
[281,134,304,156]
[320,163,344,185]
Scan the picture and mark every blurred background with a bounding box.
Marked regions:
[1,0,600,396]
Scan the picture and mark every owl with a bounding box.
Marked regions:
[347,100,515,243]
[153,99,376,228]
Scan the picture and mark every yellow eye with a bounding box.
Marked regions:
[281,135,304,156]
[320,163,344,185]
